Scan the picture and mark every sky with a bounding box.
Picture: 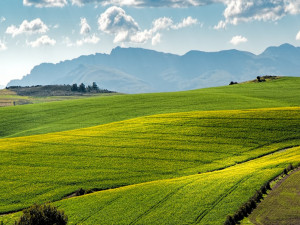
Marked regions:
[1,0,300,86]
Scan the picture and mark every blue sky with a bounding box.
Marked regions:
[1,0,300,86]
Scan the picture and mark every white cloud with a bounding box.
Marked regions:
[152,33,161,46]
[130,30,152,43]
[213,20,226,30]
[0,40,7,51]
[296,30,300,40]
[152,17,173,32]
[6,18,49,37]
[215,0,300,29]
[27,35,56,47]
[172,16,198,29]
[76,34,100,45]
[80,18,91,35]
[72,0,218,7]
[98,7,201,44]
[0,17,6,23]
[98,6,140,43]
[285,0,300,14]
[23,0,67,7]
[230,35,248,45]
[63,34,100,47]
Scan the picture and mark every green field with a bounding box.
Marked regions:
[0,77,299,224]
[0,76,299,139]
[1,145,299,224]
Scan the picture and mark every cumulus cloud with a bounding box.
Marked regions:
[98,6,139,34]
[98,6,199,44]
[63,34,100,47]
[27,35,56,47]
[215,0,300,29]
[230,35,248,45]
[0,40,7,51]
[296,30,300,40]
[285,0,300,14]
[98,6,140,43]
[76,34,100,45]
[152,17,173,32]
[6,18,49,37]
[80,18,91,35]
[213,20,226,30]
[23,0,67,7]
[152,33,161,46]
[72,0,218,7]
[172,16,198,29]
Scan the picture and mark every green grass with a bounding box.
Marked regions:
[1,145,299,225]
[0,107,299,214]
[246,169,300,225]
[0,77,299,224]
[0,76,299,138]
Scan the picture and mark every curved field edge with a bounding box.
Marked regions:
[1,146,299,225]
[0,107,299,214]
[243,168,300,225]
[0,76,299,139]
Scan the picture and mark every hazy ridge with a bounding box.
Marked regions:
[8,43,300,93]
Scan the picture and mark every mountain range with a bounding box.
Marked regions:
[8,43,300,93]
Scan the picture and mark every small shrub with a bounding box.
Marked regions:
[261,185,267,195]
[287,164,294,172]
[265,182,271,190]
[229,81,238,85]
[15,204,68,225]
[75,188,93,196]
[75,188,85,196]
[249,199,256,210]
[224,215,235,225]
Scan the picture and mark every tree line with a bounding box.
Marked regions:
[71,82,100,93]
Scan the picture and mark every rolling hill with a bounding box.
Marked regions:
[1,76,300,139]
[7,44,300,93]
[0,107,299,216]
[0,77,299,224]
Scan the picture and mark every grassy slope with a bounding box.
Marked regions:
[0,107,299,214]
[246,169,300,225]
[0,77,299,224]
[1,146,299,225]
[0,77,299,138]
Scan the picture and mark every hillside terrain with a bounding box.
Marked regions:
[0,76,299,139]
[0,77,299,224]
[8,44,300,93]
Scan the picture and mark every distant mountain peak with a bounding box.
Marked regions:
[261,43,298,56]
[278,43,295,49]
[7,43,300,93]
